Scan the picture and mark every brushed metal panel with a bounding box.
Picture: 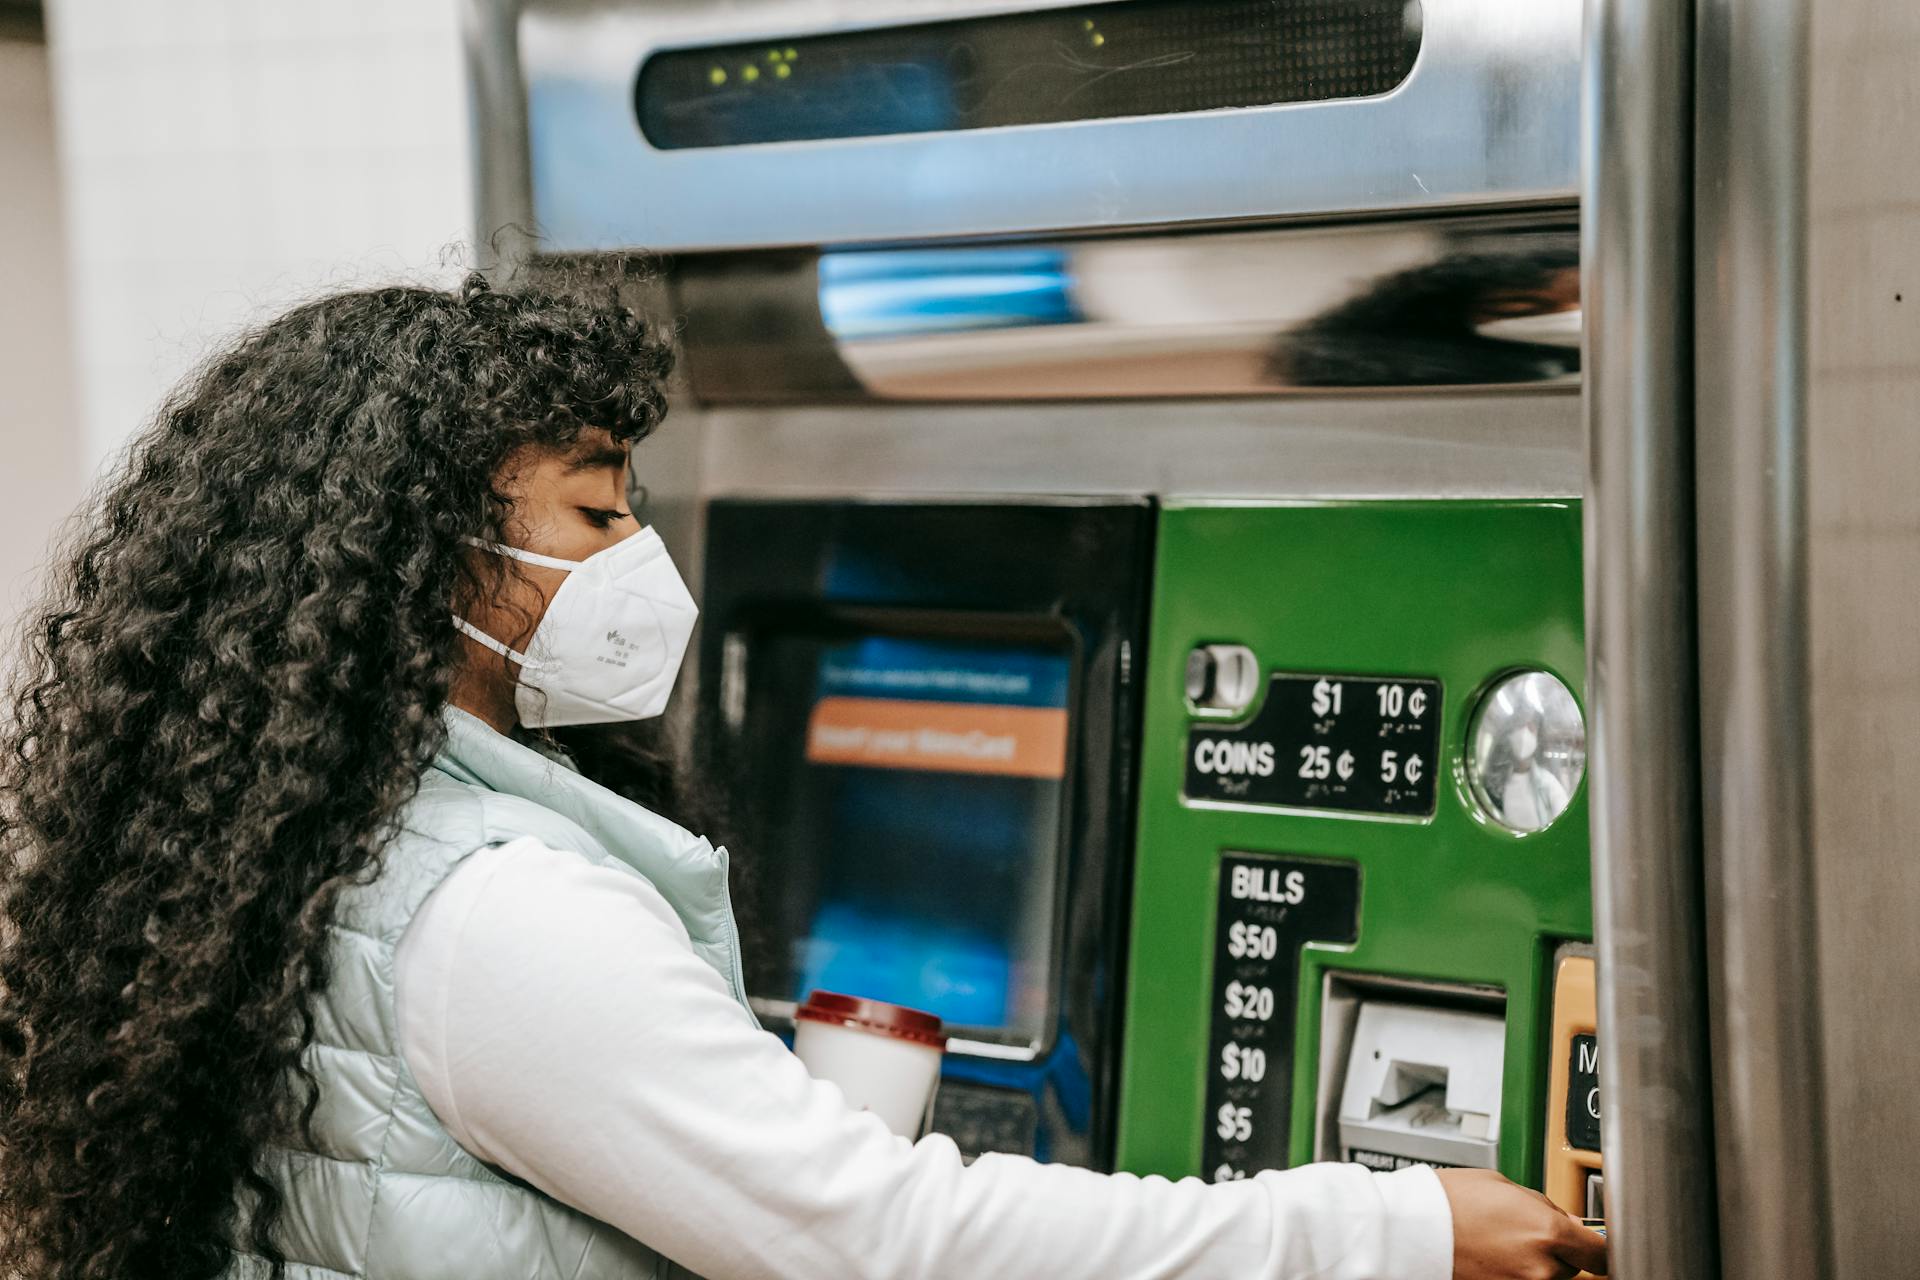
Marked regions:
[1693,0,1833,1272]
[1583,0,1721,1272]
[691,394,1582,502]
[508,0,1579,251]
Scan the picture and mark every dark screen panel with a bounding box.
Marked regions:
[695,499,1155,1166]
[746,632,1074,1042]
[637,0,1424,150]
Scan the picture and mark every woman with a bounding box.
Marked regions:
[0,277,1605,1280]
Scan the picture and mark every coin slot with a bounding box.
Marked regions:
[1185,644,1260,714]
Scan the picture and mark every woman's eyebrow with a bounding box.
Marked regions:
[565,445,632,474]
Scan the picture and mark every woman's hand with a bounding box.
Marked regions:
[1436,1168,1609,1279]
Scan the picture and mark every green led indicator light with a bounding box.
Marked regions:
[775,63,791,79]
[742,63,760,82]
[708,66,726,86]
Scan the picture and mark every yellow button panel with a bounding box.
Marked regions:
[1545,952,1603,1217]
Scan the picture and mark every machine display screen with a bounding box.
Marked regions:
[636,0,1424,150]
[745,632,1074,1047]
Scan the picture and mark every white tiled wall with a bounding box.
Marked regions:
[46,0,474,477]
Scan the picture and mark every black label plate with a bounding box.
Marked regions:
[1566,1032,1602,1152]
[1186,673,1443,817]
[1201,854,1361,1183]
[1351,1149,1462,1173]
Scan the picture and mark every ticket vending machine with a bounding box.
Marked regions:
[473,0,1920,1270]
[473,0,1598,1194]
[1115,502,1590,1187]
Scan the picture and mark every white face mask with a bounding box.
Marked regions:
[451,528,698,727]
[1473,307,1584,349]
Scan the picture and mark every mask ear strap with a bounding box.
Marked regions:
[451,615,552,671]
[461,535,583,573]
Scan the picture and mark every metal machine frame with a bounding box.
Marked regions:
[481,0,1578,253]
[1587,0,1919,1272]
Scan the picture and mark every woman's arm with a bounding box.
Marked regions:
[394,838,1452,1280]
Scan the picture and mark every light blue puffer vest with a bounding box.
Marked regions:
[225,707,753,1279]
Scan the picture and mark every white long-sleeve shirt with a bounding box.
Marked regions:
[391,836,1453,1280]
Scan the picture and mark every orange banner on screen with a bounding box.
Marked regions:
[806,696,1069,779]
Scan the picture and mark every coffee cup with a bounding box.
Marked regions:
[793,990,947,1138]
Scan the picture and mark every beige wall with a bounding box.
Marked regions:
[0,32,82,661]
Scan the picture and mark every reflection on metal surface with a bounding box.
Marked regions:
[1583,0,1721,1269]
[818,249,1079,341]
[677,220,1579,402]
[1695,0,1834,1269]
[1466,671,1585,833]
[512,0,1579,252]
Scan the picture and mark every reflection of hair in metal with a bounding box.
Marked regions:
[1271,245,1581,387]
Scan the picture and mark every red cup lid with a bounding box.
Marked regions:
[794,990,948,1050]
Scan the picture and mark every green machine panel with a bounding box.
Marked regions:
[1115,501,1589,1187]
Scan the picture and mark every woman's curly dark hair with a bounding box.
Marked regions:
[0,273,686,1279]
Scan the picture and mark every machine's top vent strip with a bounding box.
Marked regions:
[636,0,1423,150]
